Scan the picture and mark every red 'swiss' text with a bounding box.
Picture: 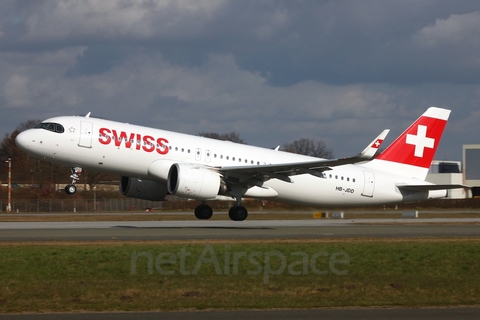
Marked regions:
[98,128,169,155]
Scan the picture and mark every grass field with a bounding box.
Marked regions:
[1,238,480,313]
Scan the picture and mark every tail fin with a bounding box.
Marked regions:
[373,107,450,180]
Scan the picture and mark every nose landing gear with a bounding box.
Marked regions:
[65,167,82,194]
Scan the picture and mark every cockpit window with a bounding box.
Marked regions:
[34,122,65,133]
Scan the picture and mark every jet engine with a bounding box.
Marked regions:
[167,163,221,200]
[119,176,168,201]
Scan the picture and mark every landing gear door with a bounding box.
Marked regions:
[78,121,93,148]
[361,171,375,197]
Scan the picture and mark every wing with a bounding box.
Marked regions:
[219,129,390,185]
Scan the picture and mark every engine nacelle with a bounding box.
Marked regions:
[119,176,168,201]
[167,163,221,200]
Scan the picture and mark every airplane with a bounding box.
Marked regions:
[15,107,465,221]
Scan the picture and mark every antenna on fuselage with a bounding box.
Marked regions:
[85,112,91,118]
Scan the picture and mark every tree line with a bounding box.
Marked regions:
[199,132,333,158]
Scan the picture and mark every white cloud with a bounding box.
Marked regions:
[413,11,480,48]
[4,74,30,107]
[2,1,480,161]
[21,0,225,42]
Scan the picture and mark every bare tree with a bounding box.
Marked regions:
[16,119,41,132]
[0,120,41,162]
[282,138,333,158]
[83,169,117,191]
[199,131,246,144]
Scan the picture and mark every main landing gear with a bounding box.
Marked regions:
[193,186,249,221]
[227,185,249,221]
[65,166,82,195]
[193,203,249,221]
[228,205,248,221]
[194,202,213,220]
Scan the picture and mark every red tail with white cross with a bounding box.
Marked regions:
[374,107,450,180]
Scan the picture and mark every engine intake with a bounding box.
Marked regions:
[167,163,221,200]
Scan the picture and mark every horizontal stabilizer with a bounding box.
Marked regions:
[397,184,469,191]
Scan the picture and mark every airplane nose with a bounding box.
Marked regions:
[15,130,33,152]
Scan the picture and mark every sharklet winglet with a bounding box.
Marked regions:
[358,129,390,159]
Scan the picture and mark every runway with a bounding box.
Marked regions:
[1,307,480,320]
[0,218,479,241]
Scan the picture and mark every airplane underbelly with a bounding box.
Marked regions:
[266,176,354,206]
[267,174,402,207]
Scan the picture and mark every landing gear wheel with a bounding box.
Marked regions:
[194,204,213,220]
[66,167,82,195]
[228,206,248,221]
[65,184,77,195]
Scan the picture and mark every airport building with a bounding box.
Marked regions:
[426,160,466,199]
[425,144,480,199]
[463,144,480,197]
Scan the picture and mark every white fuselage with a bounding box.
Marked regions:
[16,115,440,207]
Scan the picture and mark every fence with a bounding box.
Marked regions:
[0,198,165,213]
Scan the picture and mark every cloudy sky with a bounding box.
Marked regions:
[2,0,480,160]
